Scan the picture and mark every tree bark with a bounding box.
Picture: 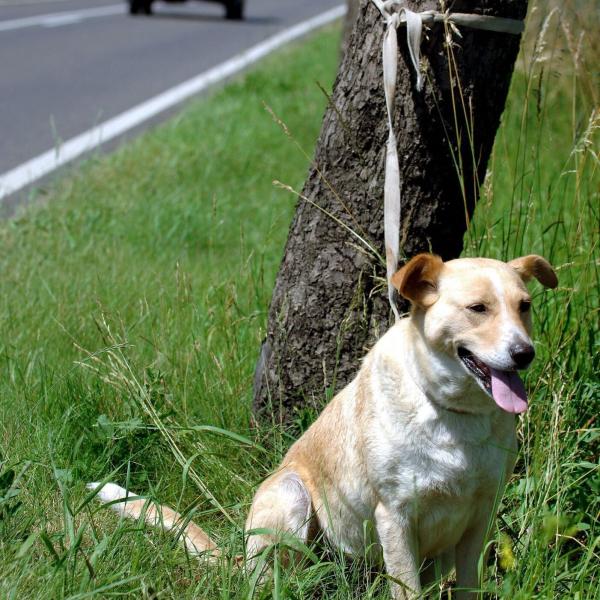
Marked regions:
[341,0,360,59]
[253,0,528,422]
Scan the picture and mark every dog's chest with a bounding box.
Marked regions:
[372,407,514,554]
[393,415,499,484]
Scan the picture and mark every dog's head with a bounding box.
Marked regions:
[392,254,557,414]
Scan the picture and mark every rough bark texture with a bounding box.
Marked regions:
[254,0,528,422]
[342,0,360,58]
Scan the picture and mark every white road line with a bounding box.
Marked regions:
[0,0,80,6]
[42,14,83,27]
[0,4,346,201]
[0,4,124,33]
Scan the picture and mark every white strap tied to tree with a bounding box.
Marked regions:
[370,0,524,319]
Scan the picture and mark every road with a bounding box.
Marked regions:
[0,0,343,203]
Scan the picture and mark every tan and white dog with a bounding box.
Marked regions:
[89,253,557,599]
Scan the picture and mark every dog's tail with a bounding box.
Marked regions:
[87,482,221,560]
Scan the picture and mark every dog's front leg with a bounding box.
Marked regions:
[374,503,421,600]
[454,511,492,600]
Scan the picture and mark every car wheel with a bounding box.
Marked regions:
[225,0,244,20]
[129,0,153,15]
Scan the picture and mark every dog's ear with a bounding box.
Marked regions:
[391,254,443,308]
[508,255,558,289]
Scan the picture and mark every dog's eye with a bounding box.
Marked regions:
[468,304,487,313]
[520,300,531,313]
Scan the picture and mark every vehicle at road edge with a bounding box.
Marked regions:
[129,0,245,20]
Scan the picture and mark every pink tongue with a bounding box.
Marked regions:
[490,368,528,414]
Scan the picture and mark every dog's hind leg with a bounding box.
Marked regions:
[244,470,313,569]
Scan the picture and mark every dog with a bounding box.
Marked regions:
[89,253,557,598]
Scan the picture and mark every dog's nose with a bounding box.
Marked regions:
[510,343,535,369]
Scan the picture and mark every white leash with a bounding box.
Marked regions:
[370,0,524,319]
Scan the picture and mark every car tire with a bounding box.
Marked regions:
[225,0,244,20]
[129,0,153,15]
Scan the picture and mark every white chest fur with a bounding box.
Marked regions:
[372,401,514,557]
[362,347,517,559]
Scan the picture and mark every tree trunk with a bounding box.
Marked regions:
[253,0,528,423]
[341,0,360,59]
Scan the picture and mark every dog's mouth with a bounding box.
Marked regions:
[457,347,528,414]
[457,347,491,392]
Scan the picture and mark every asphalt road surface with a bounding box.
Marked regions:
[0,0,343,196]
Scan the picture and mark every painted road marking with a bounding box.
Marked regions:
[0,0,81,6]
[0,4,124,32]
[0,4,346,201]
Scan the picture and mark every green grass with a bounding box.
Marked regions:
[0,1,598,597]
[461,2,599,596]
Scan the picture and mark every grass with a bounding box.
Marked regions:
[0,0,598,597]
[461,2,599,596]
